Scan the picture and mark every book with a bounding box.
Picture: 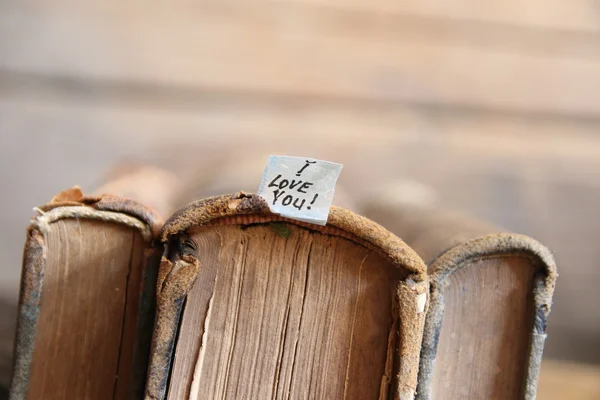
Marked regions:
[10,186,163,400]
[144,192,429,400]
[362,197,557,399]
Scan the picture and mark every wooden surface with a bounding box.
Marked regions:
[292,0,600,32]
[433,257,535,399]
[1,0,599,383]
[27,220,142,400]
[3,2,600,116]
[169,224,401,399]
[538,360,600,400]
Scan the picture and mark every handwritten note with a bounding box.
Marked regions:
[258,156,343,225]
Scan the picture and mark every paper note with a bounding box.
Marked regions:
[258,156,343,225]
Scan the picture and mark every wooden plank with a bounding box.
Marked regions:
[290,0,600,33]
[2,3,600,116]
[9,0,600,34]
[1,96,599,178]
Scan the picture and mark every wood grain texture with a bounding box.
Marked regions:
[26,219,141,400]
[4,0,600,34]
[1,99,599,175]
[433,256,535,399]
[167,223,402,400]
[289,0,600,33]
[2,2,600,116]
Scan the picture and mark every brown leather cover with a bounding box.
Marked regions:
[9,187,162,400]
[362,201,557,400]
[39,186,163,238]
[145,192,429,400]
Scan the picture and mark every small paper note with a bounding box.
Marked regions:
[258,156,343,225]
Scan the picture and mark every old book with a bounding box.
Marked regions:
[144,193,429,400]
[10,187,163,400]
[362,197,557,400]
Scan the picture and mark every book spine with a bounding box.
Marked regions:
[145,248,200,400]
[9,229,45,400]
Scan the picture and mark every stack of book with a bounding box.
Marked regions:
[7,167,556,400]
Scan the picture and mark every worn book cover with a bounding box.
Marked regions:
[145,193,429,400]
[363,198,557,400]
[10,187,162,400]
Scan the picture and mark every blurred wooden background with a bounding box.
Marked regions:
[1,0,600,396]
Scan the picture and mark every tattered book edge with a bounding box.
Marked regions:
[9,229,44,400]
[145,193,430,400]
[9,192,161,400]
[161,193,427,281]
[415,233,557,400]
[393,280,429,400]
